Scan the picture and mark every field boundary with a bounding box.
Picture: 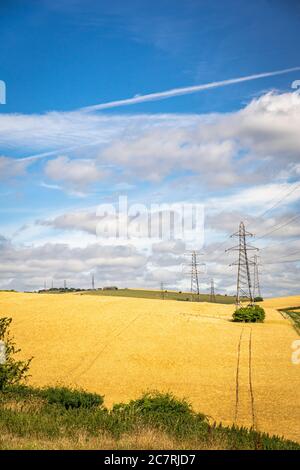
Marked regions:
[278,306,300,335]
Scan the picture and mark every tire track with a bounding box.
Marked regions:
[234,328,244,423]
[179,312,228,321]
[70,312,143,382]
[60,318,130,381]
[248,328,256,429]
[234,326,256,429]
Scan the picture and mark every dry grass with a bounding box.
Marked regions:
[0,291,299,443]
[0,427,226,450]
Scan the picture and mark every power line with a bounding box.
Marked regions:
[256,182,300,219]
[255,213,300,240]
[261,247,300,261]
[205,238,231,258]
[263,258,300,264]
[205,187,300,258]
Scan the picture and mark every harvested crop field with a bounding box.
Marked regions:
[0,292,299,443]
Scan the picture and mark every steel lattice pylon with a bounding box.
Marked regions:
[226,221,258,306]
[183,250,205,302]
[190,251,200,301]
[252,254,262,299]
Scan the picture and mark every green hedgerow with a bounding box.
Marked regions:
[232,305,265,323]
[0,317,33,391]
[40,386,104,409]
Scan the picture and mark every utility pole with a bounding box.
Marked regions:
[92,273,95,290]
[51,279,54,290]
[252,254,261,300]
[44,280,47,291]
[226,221,258,306]
[64,279,67,290]
[210,278,216,302]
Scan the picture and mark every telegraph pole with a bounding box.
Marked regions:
[226,222,258,306]
[210,278,216,303]
[92,273,95,290]
[252,254,262,300]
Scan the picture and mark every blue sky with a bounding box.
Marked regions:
[2,0,300,115]
[0,0,300,294]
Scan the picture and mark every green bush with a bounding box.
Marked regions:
[0,317,33,391]
[232,305,265,323]
[113,391,207,425]
[41,386,103,409]
[112,391,208,439]
[113,391,193,415]
[0,386,299,449]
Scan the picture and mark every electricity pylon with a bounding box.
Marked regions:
[226,221,258,306]
[190,251,200,301]
[183,251,205,302]
[252,254,261,299]
[210,278,216,302]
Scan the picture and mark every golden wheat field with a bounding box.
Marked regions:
[0,292,299,443]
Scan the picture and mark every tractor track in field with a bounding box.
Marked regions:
[178,311,229,321]
[248,328,256,429]
[64,312,144,383]
[234,326,256,429]
[234,328,244,423]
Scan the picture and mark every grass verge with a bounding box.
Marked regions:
[279,306,300,335]
[0,386,299,450]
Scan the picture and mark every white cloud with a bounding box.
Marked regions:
[0,237,147,291]
[100,91,300,185]
[1,91,300,295]
[37,210,98,235]
[1,91,300,192]
[44,155,107,192]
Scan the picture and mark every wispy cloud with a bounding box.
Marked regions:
[4,66,298,165]
[81,67,300,112]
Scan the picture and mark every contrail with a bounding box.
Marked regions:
[81,66,300,112]
[15,66,300,163]
[19,138,109,162]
